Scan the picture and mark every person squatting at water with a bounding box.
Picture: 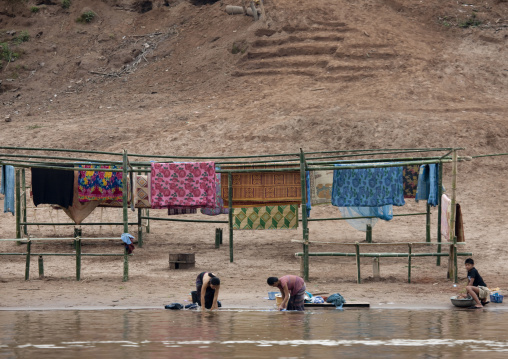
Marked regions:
[267,275,306,311]
[459,258,489,309]
[194,272,221,311]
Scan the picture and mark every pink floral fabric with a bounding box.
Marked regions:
[151,162,216,209]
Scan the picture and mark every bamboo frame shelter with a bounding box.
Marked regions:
[0,146,471,283]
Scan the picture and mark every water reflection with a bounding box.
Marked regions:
[1,309,508,358]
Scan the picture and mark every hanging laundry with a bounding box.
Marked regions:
[98,176,131,207]
[221,164,301,208]
[415,164,439,206]
[456,203,465,242]
[62,171,99,225]
[201,170,229,216]
[309,170,334,206]
[78,164,123,202]
[121,233,135,254]
[134,173,151,208]
[338,205,394,232]
[331,165,405,207]
[232,205,298,230]
[168,207,198,215]
[402,165,419,198]
[441,194,451,240]
[1,165,15,215]
[31,164,75,208]
[151,162,216,209]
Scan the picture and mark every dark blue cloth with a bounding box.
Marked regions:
[332,164,405,207]
[1,165,15,215]
[415,164,439,207]
[165,303,183,310]
[326,293,346,308]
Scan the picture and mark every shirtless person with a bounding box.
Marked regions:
[195,272,221,311]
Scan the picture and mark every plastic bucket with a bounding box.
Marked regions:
[268,291,278,300]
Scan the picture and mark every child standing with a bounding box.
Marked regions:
[464,258,489,309]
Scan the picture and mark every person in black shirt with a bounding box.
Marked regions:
[464,258,489,309]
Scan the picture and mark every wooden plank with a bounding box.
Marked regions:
[304,302,370,308]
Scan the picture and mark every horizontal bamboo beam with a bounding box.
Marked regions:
[140,216,228,224]
[0,253,125,256]
[305,213,427,222]
[304,148,454,155]
[295,252,472,257]
[0,152,121,164]
[308,159,452,171]
[472,153,508,158]
[290,240,466,245]
[20,222,138,226]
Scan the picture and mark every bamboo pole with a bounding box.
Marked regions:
[76,238,81,281]
[291,240,466,245]
[137,208,143,248]
[426,203,431,243]
[299,149,310,281]
[25,240,31,280]
[20,222,138,226]
[295,252,472,257]
[408,243,412,283]
[215,228,220,249]
[355,242,361,284]
[308,160,452,171]
[448,150,458,281]
[38,255,44,279]
[122,150,129,282]
[0,152,121,164]
[366,224,372,243]
[146,209,150,233]
[228,172,233,263]
[437,162,443,266]
[139,217,228,224]
[15,168,21,239]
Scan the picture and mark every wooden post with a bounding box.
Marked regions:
[426,203,431,243]
[408,243,412,283]
[22,168,27,235]
[38,255,44,279]
[215,228,220,249]
[25,240,31,280]
[76,237,81,281]
[15,168,21,239]
[228,172,233,263]
[366,224,372,243]
[355,242,361,284]
[250,1,258,21]
[137,208,143,248]
[448,150,458,281]
[146,209,150,233]
[299,149,310,281]
[373,257,380,279]
[219,228,223,244]
[122,150,129,282]
[259,0,267,22]
[437,162,443,266]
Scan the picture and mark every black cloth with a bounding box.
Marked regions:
[196,272,217,309]
[31,165,74,208]
[468,267,486,287]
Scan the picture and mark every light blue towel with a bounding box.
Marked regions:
[121,233,134,245]
[415,164,439,207]
[1,165,15,215]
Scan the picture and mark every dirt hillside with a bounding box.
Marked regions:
[0,0,507,309]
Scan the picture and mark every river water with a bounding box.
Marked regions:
[1,308,507,358]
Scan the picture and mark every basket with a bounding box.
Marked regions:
[490,293,504,303]
[268,291,278,300]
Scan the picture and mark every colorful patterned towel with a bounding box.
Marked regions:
[402,165,419,198]
[331,165,405,207]
[62,171,99,224]
[168,207,197,215]
[134,173,151,208]
[78,165,123,202]
[221,164,301,208]
[201,171,229,216]
[232,205,299,230]
[151,162,216,209]
[309,170,334,205]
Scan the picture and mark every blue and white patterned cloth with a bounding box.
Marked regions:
[415,164,439,207]
[331,164,405,207]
